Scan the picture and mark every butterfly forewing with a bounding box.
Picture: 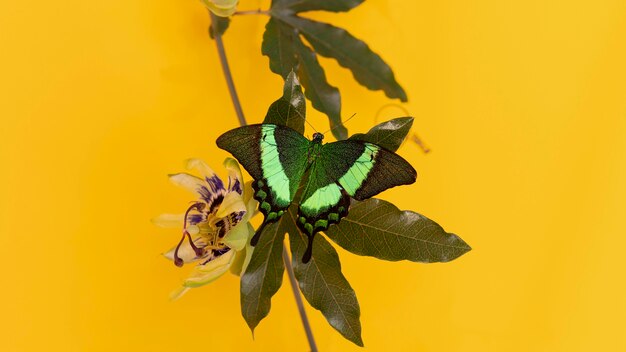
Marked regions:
[217,124,310,244]
[216,124,265,179]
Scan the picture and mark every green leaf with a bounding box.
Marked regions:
[293,39,347,140]
[240,220,286,333]
[276,15,407,102]
[272,0,365,13]
[263,2,407,140]
[349,116,414,152]
[209,14,230,39]
[264,4,408,139]
[262,18,298,79]
[263,17,348,140]
[263,71,306,135]
[326,198,471,262]
[285,209,364,346]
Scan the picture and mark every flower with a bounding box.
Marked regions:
[153,158,257,300]
[201,0,238,17]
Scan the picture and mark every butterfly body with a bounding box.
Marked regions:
[217,123,416,262]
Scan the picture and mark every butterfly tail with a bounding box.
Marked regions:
[250,221,268,246]
[302,234,315,263]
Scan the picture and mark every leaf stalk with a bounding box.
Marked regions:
[234,9,269,16]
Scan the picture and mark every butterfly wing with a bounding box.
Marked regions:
[296,140,416,262]
[217,124,311,244]
[330,140,417,200]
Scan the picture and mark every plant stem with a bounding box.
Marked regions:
[234,9,269,16]
[209,12,317,352]
[282,247,318,352]
[211,13,246,127]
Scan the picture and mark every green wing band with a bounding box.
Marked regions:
[349,143,416,200]
[300,183,343,217]
[260,124,292,207]
[338,144,379,195]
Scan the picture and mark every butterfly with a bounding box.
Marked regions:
[216,123,417,263]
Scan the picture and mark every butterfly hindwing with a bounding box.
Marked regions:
[217,124,310,244]
[296,161,352,263]
[296,140,416,262]
[296,140,367,233]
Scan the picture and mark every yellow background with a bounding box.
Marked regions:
[2,0,625,350]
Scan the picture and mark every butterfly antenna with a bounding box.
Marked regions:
[288,109,319,133]
[303,116,319,134]
[322,113,357,135]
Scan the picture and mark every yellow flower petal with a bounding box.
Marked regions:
[229,223,255,276]
[240,242,253,275]
[229,247,246,276]
[169,287,190,301]
[245,188,259,218]
[215,191,247,218]
[163,236,207,264]
[222,221,249,251]
[243,180,254,204]
[151,214,184,228]
[182,250,235,288]
[223,157,244,190]
[168,173,204,197]
[185,158,217,180]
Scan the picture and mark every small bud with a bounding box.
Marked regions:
[202,0,238,17]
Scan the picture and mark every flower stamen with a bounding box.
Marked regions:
[173,202,207,267]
